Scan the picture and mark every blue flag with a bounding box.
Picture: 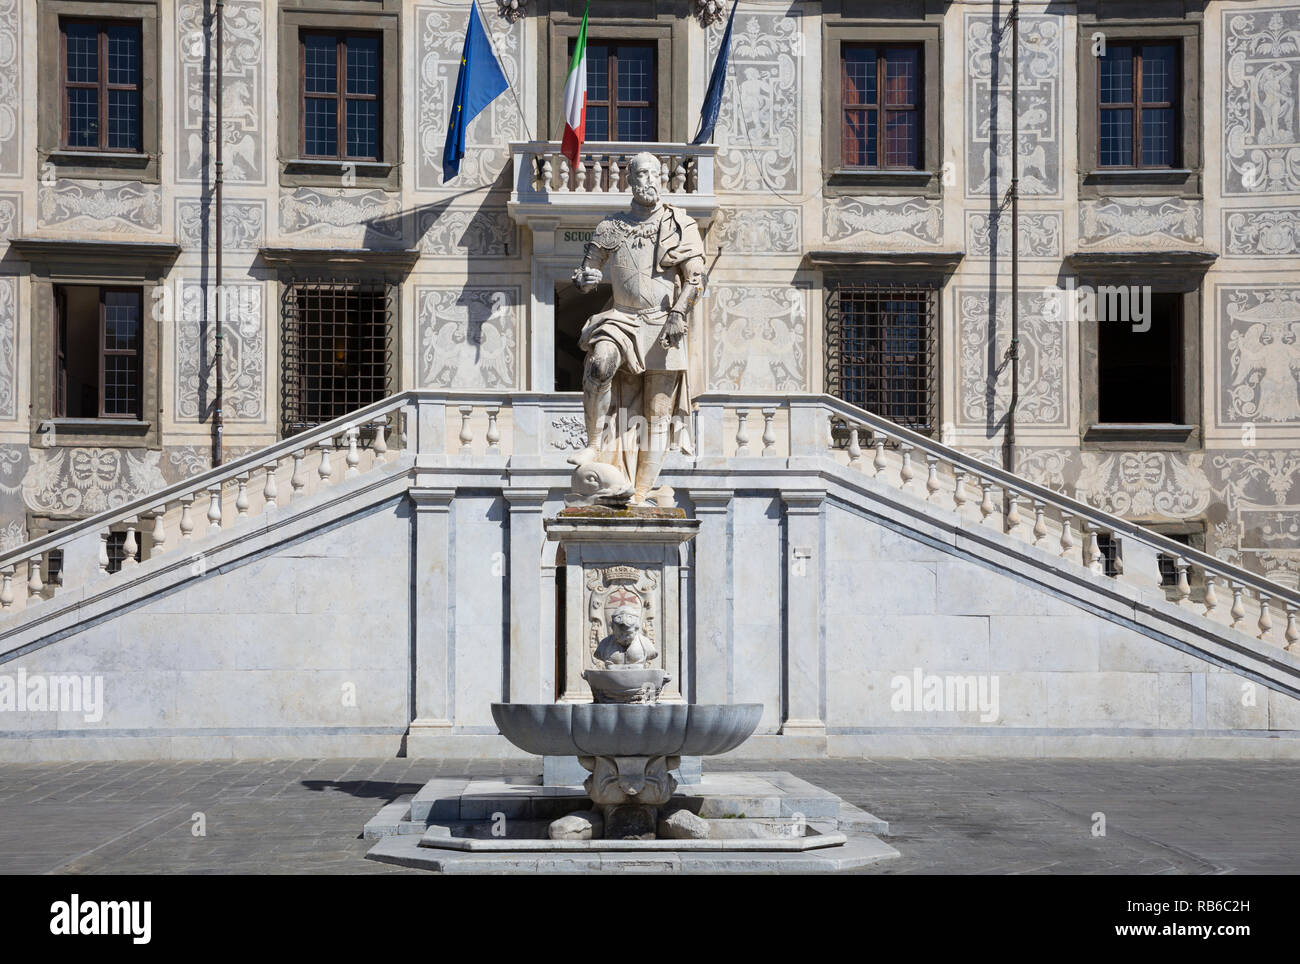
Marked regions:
[442,1,510,183]
[692,1,737,145]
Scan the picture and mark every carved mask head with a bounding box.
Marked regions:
[609,607,642,643]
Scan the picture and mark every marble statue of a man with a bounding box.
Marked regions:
[568,152,707,506]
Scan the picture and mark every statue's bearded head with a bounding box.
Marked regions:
[627,153,661,208]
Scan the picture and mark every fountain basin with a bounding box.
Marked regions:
[491,702,763,758]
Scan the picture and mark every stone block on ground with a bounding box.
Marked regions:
[658,808,710,839]
[549,810,604,841]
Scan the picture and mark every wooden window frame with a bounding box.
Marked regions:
[1097,41,1179,170]
[574,40,657,142]
[54,284,144,421]
[298,29,383,162]
[840,42,923,171]
[58,17,143,154]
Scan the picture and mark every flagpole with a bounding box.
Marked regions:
[472,0,536,142]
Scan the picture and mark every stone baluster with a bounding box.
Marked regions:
[898,444,915,490]
[846,422,862,468]
[1003,493,1024,540]
[318,437,335,484]
[1230,583,1246,628]
[1174,558,1191,603]
[207,484,223,532]
[952,467,968,513]
[608,156,620,192]
[98,531,111,573]
[150,507,168,555]
[1032,501,1049,548]
[672,158,686,192]
[122,520,139,568]
[26,555,43,603]
[1202,573,1219,617]
[1258,594,1274,641]
[458,406,474,453]
[0,566,13,609]
[1083,523,1104,575]
[371,417,389,458]
[263,463,279,510]
[235,475,250,517]
[924,455,941,501]
[872,432,888,478]
[658,156,670,193]
[762,408,777,456]
[1286,606,1299,652]
[291,451,308,500]
[979,479,996,524]
[485,407,502,455]
[576,154,588,191]
[1059,512,1076,559]
[540,153,553,191]
[345,426,361,477]
[558,155,571,191]
[734,408,750,456]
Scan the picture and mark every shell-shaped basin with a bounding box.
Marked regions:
[491,702,762,758]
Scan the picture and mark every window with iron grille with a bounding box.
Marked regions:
[105,530,140,574]
[1098,42,1179,168]
[60,18,142,152]
[841,44,922,170]
[826,282,937,436]
[281,281,392,435]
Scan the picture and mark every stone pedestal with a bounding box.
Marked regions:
[545,507,699,704]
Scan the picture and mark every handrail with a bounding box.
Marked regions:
[0,392,412,571]
[695,391,1300,610]
[0,389,577,572]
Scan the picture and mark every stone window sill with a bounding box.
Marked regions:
[44,149,157,182]
[825,168,939,198]
[1079,167,1201,199]
[1084,423,1195,445]
[284,159,393,175]
[39,418,152,441]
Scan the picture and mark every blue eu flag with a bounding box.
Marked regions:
[692,1,737,145]
[442,1,510,183]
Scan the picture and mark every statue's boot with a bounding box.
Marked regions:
[631,418,670,505]
[568,378,613,466]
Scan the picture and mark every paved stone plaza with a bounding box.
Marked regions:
[1,757,1296,874]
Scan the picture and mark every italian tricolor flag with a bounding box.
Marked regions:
[561,4,589,168]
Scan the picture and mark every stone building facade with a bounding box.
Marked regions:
[0,0,1297,594]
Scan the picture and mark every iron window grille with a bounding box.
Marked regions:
[105,530,141,574]
[60,18,143,152]
[1095,533,1121,578]
[1098,42,1178,168]
[281,280,393,436]
[826,281,938,438]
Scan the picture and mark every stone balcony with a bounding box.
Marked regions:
[507,140,718,231]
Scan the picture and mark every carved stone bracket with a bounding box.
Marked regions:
[695,0,728,26]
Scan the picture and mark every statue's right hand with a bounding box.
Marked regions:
[572,266,602,291]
